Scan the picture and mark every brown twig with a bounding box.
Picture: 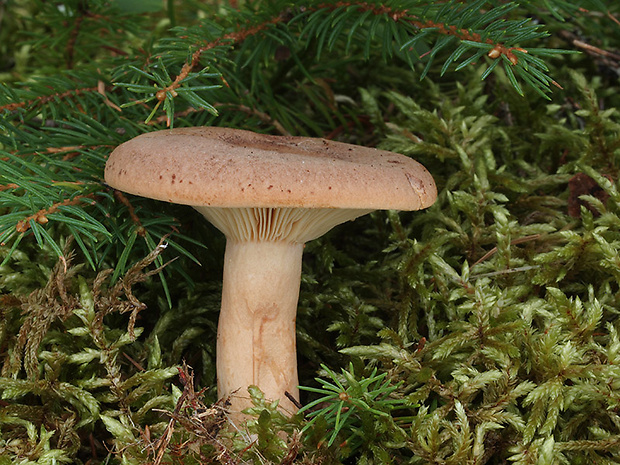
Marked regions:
[1,80,117,115]
[2,144,114,162]
[573,39,620,62]
[46,146,87,154]
[472,234,541,268]
[15,194,96,233]
[98,80,122,112]
[113,190,146,237]
[66,14,85,69]
[65,8,107,69]
[559,29,620,66]
[123,352,145,372]
[608,10,620,27]
[0,87,99,113]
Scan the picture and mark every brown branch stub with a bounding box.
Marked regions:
[98,80,122,112]
[488,45,527,66]
[66,14,85,69]
[113,190,146,237]
[15,195,96,233]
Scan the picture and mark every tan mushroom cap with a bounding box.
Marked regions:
[104,126,437,211]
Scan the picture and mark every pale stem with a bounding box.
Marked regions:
[216,239,303,415]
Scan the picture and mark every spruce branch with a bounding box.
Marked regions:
[0,84,100,114]
[299,0,570,96]
[299,363,409,458]
[0,153,109,267]
[113,11,290,126]
[153,15,286,97]
[14,194,97,234]
[115,0,572,127]
[0,0,577,274]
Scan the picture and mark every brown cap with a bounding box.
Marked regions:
[104,127,437,211]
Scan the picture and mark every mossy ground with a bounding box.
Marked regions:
[2,1,620,464]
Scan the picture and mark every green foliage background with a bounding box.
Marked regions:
[1,0,620,463]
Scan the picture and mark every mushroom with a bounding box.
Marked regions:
[104,126,436,416]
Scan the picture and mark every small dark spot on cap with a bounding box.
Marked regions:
[159,175,163,179]
[268,185,273,189]
[328,186,332,190]
[287,189,291,193]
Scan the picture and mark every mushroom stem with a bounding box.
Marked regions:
[217,239,303,415]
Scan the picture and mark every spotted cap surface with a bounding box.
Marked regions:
[104,126,437,211]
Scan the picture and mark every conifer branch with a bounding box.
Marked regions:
[0,85,99,113]
[316,1,509,53]
[14,194,96,234]
[155,16,287,102]
[118,0,569,126]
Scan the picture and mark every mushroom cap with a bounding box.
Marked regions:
[104,127,437,211]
